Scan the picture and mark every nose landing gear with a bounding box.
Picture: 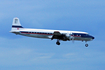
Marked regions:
[85,44,88,47]
[85,41,88,47]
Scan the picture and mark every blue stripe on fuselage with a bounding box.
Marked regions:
[72,33,94,39]
[12,26,23,28]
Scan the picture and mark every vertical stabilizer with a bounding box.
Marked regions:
[11,17,23,31]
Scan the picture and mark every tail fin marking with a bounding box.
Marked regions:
[11,17,23,31]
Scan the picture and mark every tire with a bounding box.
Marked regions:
[85,44,88,47]
[56,42,60,45]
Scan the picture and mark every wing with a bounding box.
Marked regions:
[51,31,68,41]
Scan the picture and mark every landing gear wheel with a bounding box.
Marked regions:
[85,44,88,47]
[56,42,60,45]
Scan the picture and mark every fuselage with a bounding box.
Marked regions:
[10,28,94,41]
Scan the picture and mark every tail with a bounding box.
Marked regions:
[11,17,23,31]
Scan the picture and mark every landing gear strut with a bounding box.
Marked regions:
[56,39,60,45]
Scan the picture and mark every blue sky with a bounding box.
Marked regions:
[0,0,105,70]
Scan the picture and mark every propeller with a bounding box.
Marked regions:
[70,35,75,43]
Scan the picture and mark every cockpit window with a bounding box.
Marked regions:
[85,34,89,36]
[72,33,90,36]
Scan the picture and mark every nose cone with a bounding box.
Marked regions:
[92,36,95,39]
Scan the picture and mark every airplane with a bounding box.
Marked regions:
[10,17,95,47]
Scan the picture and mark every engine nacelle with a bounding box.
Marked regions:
[66,33,74,40]
[69,33,74,40]
[65,33,70,40]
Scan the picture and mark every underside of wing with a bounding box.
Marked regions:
[51,31,69,41]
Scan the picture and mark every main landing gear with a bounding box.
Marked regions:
[56,39,60,45]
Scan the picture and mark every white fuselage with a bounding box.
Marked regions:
[10,28,93,41]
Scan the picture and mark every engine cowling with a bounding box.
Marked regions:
[65,33,70,40]
[66,33,70,38]
[69,33,74,40]
[66,33,74,40]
